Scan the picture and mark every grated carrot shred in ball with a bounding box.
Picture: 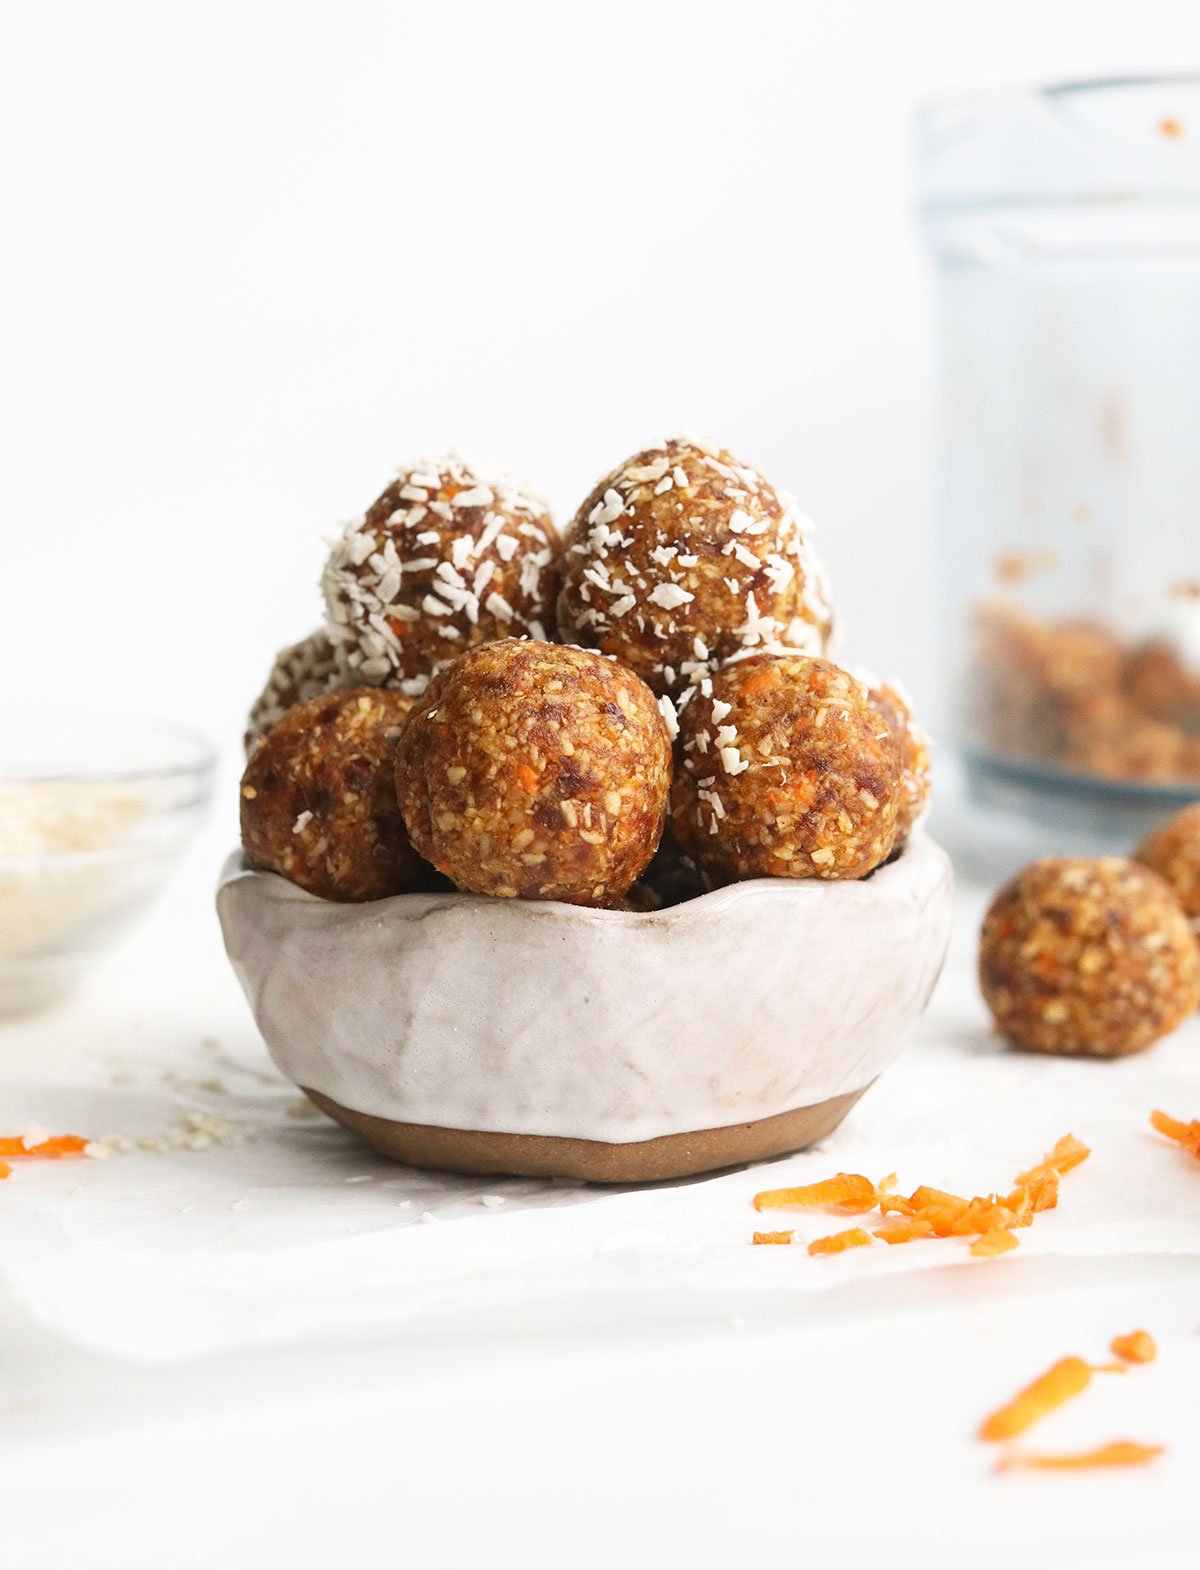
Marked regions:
[0,1134,89,1159]
[978,1357,1096,1441]
[998,1440,1164,1473]
[0,1158,10,1181]
[1150,1109,1200,1161]
[807,1227,874,1257]
[1111,1330,1157,1364]
[753,1229,795,1246]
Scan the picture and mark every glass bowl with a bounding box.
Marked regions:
[0,707,215,1018]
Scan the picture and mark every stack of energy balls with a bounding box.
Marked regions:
[240,439,932,911]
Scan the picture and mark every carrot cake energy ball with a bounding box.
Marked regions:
[394,639,672,906]
[980,858,1200,1058]
[556,436,834,697]
[1136,804,1200,923]
[241,687,422,903]
[321,455,559,697]
[244,630,345,754]
[671,654,902,884]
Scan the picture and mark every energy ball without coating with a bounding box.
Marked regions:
[322,455,559,697]
[1124,641,1200,735]
[1136,804,1200,922]
[395,640,672,906]
[671,654,902,884]
[241,688,422,903]
[864,677,931,850]
[244,630,345,754]
[557,436,834,697]
[979,858,1200,1058]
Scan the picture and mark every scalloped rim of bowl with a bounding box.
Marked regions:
[217,832,954,1177]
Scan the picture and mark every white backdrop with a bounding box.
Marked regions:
[3,0,1197,824]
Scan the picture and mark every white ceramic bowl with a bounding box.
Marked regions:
[217,832,954,1181]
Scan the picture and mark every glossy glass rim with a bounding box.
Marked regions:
[0,707,217,789]
[920,70,1200,121]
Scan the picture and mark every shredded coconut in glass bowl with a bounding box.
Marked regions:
[0,709,213,1017]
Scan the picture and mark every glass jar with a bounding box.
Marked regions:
[919,76,1200,863]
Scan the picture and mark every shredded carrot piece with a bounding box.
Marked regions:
[873,1217,936,1245]
[0,1158,10,1180]
[515,764,540,794]
[752,1133,1089,1257]
[910,1184,968,1212]
[1045,1134,1090,1174]
[970,1229,1019,1258]
[1023,1172,1060,1213]
[807,1227,873,1257]
[753,1172,878,1213]
[1015,1135,1091,1186]
[1111,1330,1157,1364]
[753,1230,795,1246]
[979,1357,1094,1442]
[739,665,783,700]
[1150,1109,1200,1161]
[0,1134,89,1159]
[999,1440,1164,1472]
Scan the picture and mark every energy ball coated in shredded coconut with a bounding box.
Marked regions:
[670,654,902,885]
[394,639,672,907]
[862,676,931,850]
[556,436,834,698]
[322,455,560,698]
[979,857,1200,1058]
[241,688,424,903]
[244,630,346,754]
[1136,804,1200,922]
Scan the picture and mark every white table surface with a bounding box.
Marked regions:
[3,848,1199,1570]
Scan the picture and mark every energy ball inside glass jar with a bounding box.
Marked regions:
[1124,640,1200,736]
[861,676,931,851]
[322,456,559,698]
[1136,804,1200,923]
[671,654,902,884]
[557,436,834,698]
[241,688,422,903]
[979,858,1200,1058]
[244,629,345,754]
[394,639,672,907]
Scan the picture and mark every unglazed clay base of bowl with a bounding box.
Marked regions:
[304,1086,869,1184]
[217,832,953,1182]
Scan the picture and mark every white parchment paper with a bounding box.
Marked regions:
[2,894,1198,1367]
